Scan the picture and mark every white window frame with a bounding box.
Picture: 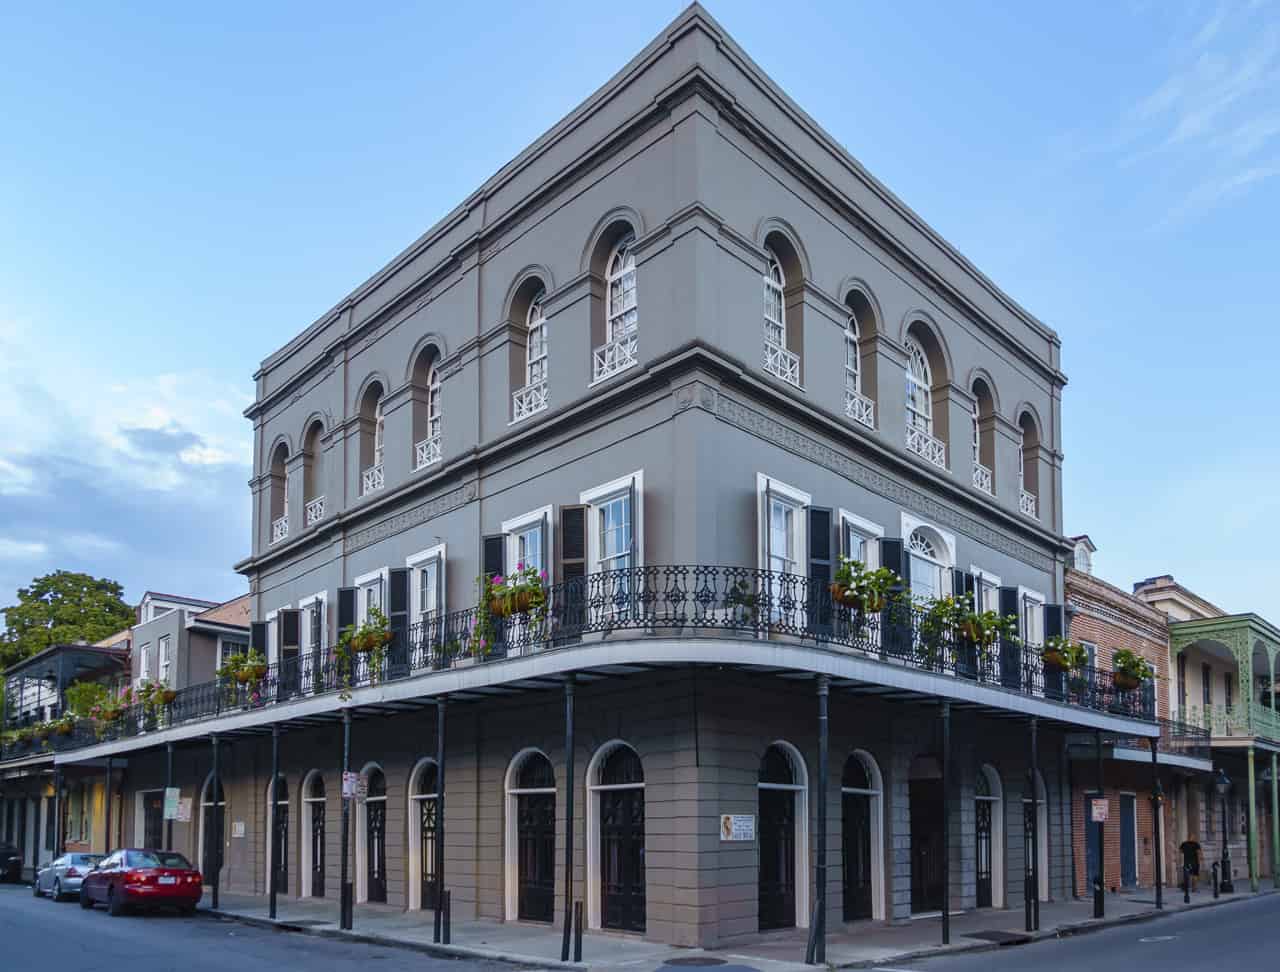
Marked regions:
[137,643,151,687]
[969,565,1003,613]
[904,337,934,434]
[838,509,883,567]
[1018,585,1046,646]
[407,543,448,622]
[763,248,786,348]
[605,236,638,346]
[901,512,955,602]
[755,473,810,575]
[501,506,554,583]
[157,635,171,685]
[580,470,644,574]
[354,569,388,625]
[264,608,283,667]
[526,291,548,387]
[297,591,328,652]
[373,397,385,468]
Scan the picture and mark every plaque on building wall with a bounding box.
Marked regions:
[176,798,193,823]
[720,814,755,841]
[163,787,180,820]
[232,821,246,838]
[1091,798,1109,823]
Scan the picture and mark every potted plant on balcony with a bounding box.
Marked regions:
[486,563,548,620]
[725,577,760,625]
[1112,648,1154,692]
[52,714,75,737]
[917,595,963,668]
[336,607,392,698]
[1041,635,1087,673]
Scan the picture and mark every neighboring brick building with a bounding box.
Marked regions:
[1065,537,1212,896]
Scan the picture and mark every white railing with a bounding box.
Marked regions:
[762,340,800,387]
[972,462,993,494]
[361,463,384,495]
[906,426,947,469]
[270,515,289,544]
[1019,489,1038,518]
[592,334,638,382]
[304,496,325,527]
[844,388,875,430]
[415,435,442,470]
[512,380,548,422]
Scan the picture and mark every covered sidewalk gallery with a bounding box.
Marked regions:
[52,645,1159,961]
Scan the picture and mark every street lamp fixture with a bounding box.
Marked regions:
[1215,768,1234,894]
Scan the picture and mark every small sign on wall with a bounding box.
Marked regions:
[163,787,181,820]
[176,798,193,823]
[720,814,755,841]
[232,820,246,838]
[1091,798,1109,823]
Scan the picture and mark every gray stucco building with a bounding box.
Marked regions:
[13,5,1161,957]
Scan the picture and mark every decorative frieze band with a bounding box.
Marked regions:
[346,480,478,555]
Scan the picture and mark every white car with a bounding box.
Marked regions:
[33,853,104,900]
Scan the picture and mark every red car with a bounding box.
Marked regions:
[79,848,203,916]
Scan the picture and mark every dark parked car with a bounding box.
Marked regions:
[34,853,104,900]
[0,842,21,882]
[79,849,202,916]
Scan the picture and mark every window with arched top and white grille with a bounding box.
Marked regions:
[843,313,874,429]
[904,337,946,468]
[514,291,550,421]
[415,362,443,469]
[907,528,949,602]
[594,236,639,381]
[761,249,800,386]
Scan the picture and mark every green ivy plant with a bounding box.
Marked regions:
[336,606,392,699]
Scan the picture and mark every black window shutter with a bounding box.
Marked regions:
[878,538,909,588]
[1041,603,1065,700]
[559,505,588,638]
[310,602,323,650]
[482,535,506,580]
[997,586,1021,690]
[250,621,268,655]
[337,587,357,636]
[952,571,977,679]
[877,538,909,658]
[387,567,410,675]
[279,610,300,650]
[808,506,833,635]
[954,571,977,610]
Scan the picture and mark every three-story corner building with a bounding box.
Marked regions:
[29,5,1159,953]
[1133,575,1280,892]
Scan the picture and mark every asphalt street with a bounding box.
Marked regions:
[0,883,509,972]
[876,892,1280,970]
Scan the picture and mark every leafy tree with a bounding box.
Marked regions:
[1,571,134,670]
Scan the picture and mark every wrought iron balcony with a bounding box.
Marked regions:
[1019,488,1038,518]
[512,380,548,422]
[304,496,325,527]
[592,334,638,382]
[972,462,993,494]
[361,463,384,495]
[844,388,875,430]
[906,426,947,469]
[2,565,1157,762]
[270,515,288,544]
[415,435,442,470]
[762,340,800,387]
[1177,701,1280,743]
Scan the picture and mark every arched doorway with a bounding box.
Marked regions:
[199,774,225,884]
[505,750,555,922]
[408,760,439,911]
[357,766,387,903]
[266,774,288,895]
[909,755,945,914]
[587,742,646,932]
[301,771,325,898]
[841,750,884,921]
[1023,769,1049,902]
[975,764,1005,908]
[758,741,810,931]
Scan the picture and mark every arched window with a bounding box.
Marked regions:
[975,764,1005,908]
[267,775,289,895]
[409,760,439,912]
[514,290,550,421]
[504,750,556,922]
[359,382,386,494]
[843,309,874,430]
[301,771,325,899]
[757,742,810,931]
[356,766,387,903]
[1018,412,1039,518]
[302,421,325,526]
[908,528,950,602]
[586,742,646,932]
[841,750,885,921]
[905,338,933,434]
[412,348,443,470]
[764,249,786,348]
[594,235,638,380]
[269,442,289,544]
[970,379,995,495]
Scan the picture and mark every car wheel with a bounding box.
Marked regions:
[53,879,63,901]
[79,887,93,910]
[108,887,127,917]
[32,879,41,897]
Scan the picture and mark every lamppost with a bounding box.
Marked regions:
[1216,768,1234,894]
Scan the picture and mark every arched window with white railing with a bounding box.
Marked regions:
[1018,411,1040,518]
[594,235,638,380]
[411,346,443,471]
[358,381,386,495]
[903,331,947,469]
[970,378,996,495]
[269,442,289,544]
[513,288,550,422]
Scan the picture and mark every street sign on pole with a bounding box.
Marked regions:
[163,787,181,820]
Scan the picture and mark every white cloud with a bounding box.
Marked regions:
[0,538,49,560]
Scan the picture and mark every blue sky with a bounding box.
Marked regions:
[1,1,1276,617]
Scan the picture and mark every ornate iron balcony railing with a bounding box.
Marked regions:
[270,515,289,544]
[415,435,442,471]
[1019,489,1038,518]
[844,388,875,430]
[762,340,800,387]
[592,334,638,382]
[361,463,384,495]
[906,425,947,469]
[972,462,993,494]
[0,565,1158,763]
[512,380,548,422]
[304,496,325,527]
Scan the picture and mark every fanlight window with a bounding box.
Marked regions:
[366,769,386,799]
[975,772,990,798]
[415,763,438,796]
[842,755,870,791]
[763,250,785,348]
[527,291,548,386]
[599,746,644,786]
[759,745,796,785]
[905,337,933,434]
[606,236,638,345]
[517,752,555,790]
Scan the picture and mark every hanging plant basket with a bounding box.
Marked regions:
[1042,649,1069,673]
[159,689,178,705]
[54,721,74,736]
[1114,672,1141,692]
[960,619,982,642]
[861,593,886,613]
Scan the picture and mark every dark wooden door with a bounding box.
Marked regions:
[202,806,223,883]
[310,802,325,897]
[758,788,796,930]
[910,779,944,913]
[419,797,438,909]
[1120,794,1137,888]
[272,803,288,894]
[366,801,387,903]
[975,799,992,908]
[143,793,164,849]
[842,792,872,921]
[517,793,555,922]
[600,788,646,932]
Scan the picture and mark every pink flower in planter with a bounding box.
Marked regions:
[492,575,504,586]
[539,570,547,581]
[516,562,524,571]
